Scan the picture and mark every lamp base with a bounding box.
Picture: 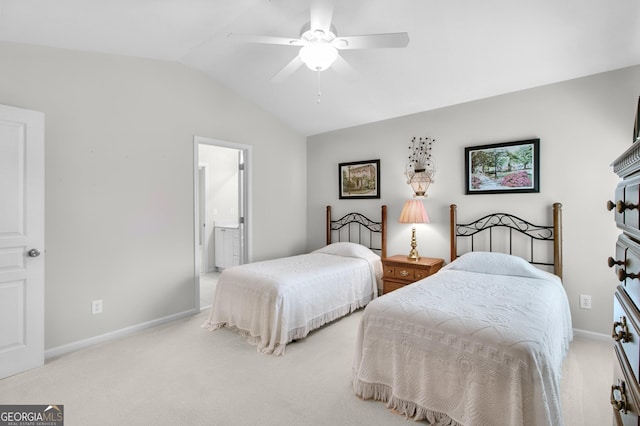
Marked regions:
[406,251,420,261]
[406,226,420,261]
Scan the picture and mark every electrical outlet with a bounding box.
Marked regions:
[91,299,103,314]
[579,294,592,310]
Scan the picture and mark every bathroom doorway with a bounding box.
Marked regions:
[194,136,250,310]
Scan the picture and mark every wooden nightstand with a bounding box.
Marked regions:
[382,255,445,294]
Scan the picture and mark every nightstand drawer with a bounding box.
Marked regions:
[384,280,407,293]
[394,266,424,280]
[383,265,396,278]
[384,264,434,281]
[381,255,445,294]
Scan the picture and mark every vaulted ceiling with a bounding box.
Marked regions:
[1,0,639,136]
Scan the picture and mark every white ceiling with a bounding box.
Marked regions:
[1,0,639,136]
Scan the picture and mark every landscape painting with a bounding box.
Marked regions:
[465,139,539,194]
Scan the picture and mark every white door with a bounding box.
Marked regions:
[0,104,45,379]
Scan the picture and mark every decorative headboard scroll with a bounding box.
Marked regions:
[326,205,387,259]
[450,203,563,278]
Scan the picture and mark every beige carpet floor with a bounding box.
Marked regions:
[199,272,219,309]
[0,310,613,426]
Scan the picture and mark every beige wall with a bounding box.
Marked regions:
[1,38,635,350]
[0,41,307,350]
[308,65,640,336]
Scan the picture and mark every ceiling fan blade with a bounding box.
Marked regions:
[310,0,334,33]
[271,56,304,83]
[331,55,358,82]
[227,33,304,46]
[334,32,409,50]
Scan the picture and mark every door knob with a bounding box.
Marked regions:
[27,248,41,257]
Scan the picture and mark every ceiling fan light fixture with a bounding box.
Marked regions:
[299,42,338,71]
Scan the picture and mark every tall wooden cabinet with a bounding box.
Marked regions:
[609,142,640,425]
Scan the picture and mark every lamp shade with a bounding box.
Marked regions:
[399,199,430,224]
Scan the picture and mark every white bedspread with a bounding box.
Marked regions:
[353,252,573,426]
[203,242,382,355]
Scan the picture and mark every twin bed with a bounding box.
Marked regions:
[204,203,572,425]
[353,203,571,426]
[203,205,387,355]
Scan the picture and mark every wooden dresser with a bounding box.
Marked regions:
[382,255,444,294]
[610,141,640,425]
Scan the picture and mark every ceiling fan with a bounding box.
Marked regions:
[228,0,410,83]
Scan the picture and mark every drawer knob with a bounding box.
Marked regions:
[607,200,616,211]
[611,379,628,414]
[399,270,409,277]
[608,257,625,268]
[617,268,640,282]
[612,316,630,342]
[615,200,638,213]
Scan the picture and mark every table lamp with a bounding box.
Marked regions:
[398,199,430,261]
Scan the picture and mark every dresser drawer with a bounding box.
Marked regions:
[617,235,640,310]
[613,344,640,425]
[615,289,640,382]
[613,176,640,237]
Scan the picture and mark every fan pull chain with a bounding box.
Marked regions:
[316,71,322,104]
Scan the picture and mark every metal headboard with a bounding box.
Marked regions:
[450,203,563,279]
[326,205,387,259]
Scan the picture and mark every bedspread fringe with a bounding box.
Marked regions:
[203,294,373,356]
[353,379,464,426]
[286,295,372,342]
[200,320,223,331]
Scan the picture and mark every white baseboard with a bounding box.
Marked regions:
[572,328,611,343]
[43,315,609,359]
[44,308,199,360]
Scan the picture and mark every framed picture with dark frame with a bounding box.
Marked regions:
[338,159,380,199]
[465,139,540,194]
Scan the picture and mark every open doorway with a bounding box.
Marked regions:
[194,136,250,310]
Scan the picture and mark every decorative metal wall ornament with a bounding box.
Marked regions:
[405,137,435,198]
